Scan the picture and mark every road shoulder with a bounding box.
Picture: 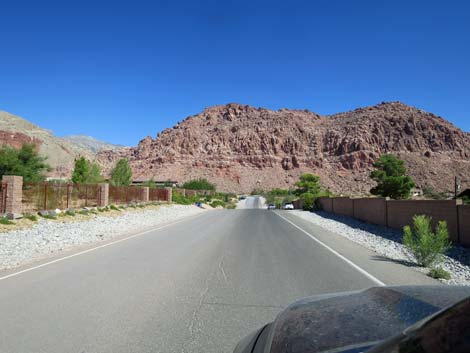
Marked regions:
[275,210,438,286]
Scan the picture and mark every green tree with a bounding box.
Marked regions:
[88,163,104,183]
[71,157,90,184]
[142,178,157,188]
[0,144,50,182]
[110,158,132,186]
[71,157,104,184]
[370,154,415,199]
[300,192,315,210]
[295,173,321,196]
[182,178,215,191]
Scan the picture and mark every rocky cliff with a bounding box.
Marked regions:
[97,102,470,194]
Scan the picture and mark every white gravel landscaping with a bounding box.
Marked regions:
[291,210,470,285]
[0,205,204,271]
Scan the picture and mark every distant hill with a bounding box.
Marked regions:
[62,135,124,153]
[0,111,114,177]
[98,102,470,194]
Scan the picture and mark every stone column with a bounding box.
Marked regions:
[2,175,23,216]
[165,187,173,202]
[98,183,109,207]
[141,187,149,202]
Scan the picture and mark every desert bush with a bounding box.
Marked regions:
[403,215,451,267]
[0,217,14,225]
[428,267,451,280]
[300,192,315,210]
[182,178,215,191]
[39,213,57,220]
[210,200,226,208]
[172,191,198,205]
[23,213,38,222]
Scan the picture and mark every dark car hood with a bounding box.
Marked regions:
[235,286,470,353]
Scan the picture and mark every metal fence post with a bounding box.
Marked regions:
[43,183,48,210]
[66,184,71,209]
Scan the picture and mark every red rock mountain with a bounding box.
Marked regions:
[98,102,470,194]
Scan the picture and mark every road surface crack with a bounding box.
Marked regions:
[218,254,228,284]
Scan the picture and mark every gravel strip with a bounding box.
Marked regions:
[0,205,204,271]
[290,210,470,285]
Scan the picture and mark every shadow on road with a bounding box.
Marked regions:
[370,255,417,268]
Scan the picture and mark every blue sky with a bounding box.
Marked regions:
[1,0,469,145]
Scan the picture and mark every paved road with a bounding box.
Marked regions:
[236,195,266,209]
[0,209,435,353]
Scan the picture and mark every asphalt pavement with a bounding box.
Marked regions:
[0,204,437,353]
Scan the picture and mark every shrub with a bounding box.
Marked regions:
[403,215,451,267]
[0,217,14,225]
[40,214,57,220]
[172,191,197,205]
[250,188,264,196]
[210,200,226,208]
[109,204,121,211]
[182,178,215,191]
[78,210,89,215]
[300,192,315,210]
[23,213,38,222]
[65,210,76,217]
[428,267,451,280]
[141,178,157,188]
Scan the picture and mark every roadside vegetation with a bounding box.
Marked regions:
[182,178,216,191]
[110,158,133,186]
[295,173,332,210]
[0,144,51,182]
[141,178,157,188]
[71,157,104,184]
[172,180,236,209]
[265,188,296,209]
[403,214,451,279]
[370,154,415,199]
[261,173,331,210]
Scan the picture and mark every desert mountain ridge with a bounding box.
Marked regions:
[97,101,470,194]
[0,110,124,177]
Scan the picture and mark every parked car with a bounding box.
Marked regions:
[267,204,276,210]
[282,203,294,210]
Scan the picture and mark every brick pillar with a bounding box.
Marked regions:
[2,175,23,215]
[141,187,149,202]
[165,187,173,202]
[98,183,109,207]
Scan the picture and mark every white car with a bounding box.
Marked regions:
[282,203,294,210]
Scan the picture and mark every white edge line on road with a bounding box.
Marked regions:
[0,213,204,282]
[274,212,386,286]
